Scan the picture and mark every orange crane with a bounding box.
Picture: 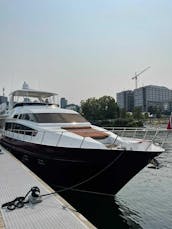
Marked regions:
[132,66,151,89]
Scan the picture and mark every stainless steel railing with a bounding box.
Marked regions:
[2,127,172,150]
[104,127,172,147]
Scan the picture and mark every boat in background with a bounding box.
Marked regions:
[0,83,164,196]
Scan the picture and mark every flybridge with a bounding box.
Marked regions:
[10,89,57,97]
[9,83,59,110]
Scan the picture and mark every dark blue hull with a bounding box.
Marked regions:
[0,136,160,195]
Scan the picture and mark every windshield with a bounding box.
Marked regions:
[19,113,88,123]
[13,95,58,105]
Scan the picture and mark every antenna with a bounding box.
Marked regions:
[22,82,29,89]
[2,88,5,96]
[131,66,151,89]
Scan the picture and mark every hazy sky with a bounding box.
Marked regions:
[1,0,172,104]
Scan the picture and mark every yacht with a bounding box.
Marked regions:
[0,83,164,195]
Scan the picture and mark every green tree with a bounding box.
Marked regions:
[144,112,149,119]
[120,108,127,119]
[80,96,119,121]
[98,96,119,119]
[156,108,162,118]
[80,97,99,120]
[133,107,143,120]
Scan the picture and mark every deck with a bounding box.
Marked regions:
[0,146,95,229]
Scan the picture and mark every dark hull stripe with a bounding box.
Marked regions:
[0,136,160,195]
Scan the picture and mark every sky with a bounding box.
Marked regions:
[0,0,172,104]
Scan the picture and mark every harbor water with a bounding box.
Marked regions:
[59,132,172,229]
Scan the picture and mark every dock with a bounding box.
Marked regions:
[0,146,96,229]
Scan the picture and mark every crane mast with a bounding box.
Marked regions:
[132,66,151,89]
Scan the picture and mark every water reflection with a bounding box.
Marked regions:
[115,197,142,229]
[58,189,141,229]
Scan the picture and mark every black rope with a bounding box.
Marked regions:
[1,185,115,212]
[1,197,27,211]
[1,186,40,211]
[1,186,79,212]
[1,151,124,211]
[42,150,124,197]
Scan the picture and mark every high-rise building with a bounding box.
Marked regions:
[116,90,134,112]
[60,97,68,108]
[0,96,7,104]
[134,85,172,112]
[117,85,172,113]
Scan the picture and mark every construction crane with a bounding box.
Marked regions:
[132,66,151,89]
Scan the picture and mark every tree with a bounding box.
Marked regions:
[97,96,119,119]
[80,96,119,121]
[156,108,162,118]
[144,112,149,119]
[133,107,143,120]
[80,97,99,120]
[120,108,127,119]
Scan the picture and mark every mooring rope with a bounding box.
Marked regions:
[1,150,125,211]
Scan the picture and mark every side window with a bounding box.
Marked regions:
[5,122,37,136]
[13,123,21,133]
[22,114,29,120]
[4,123,7,130]
[25,114,30,120]
[18,113,34,121]
[18,114,23,119]
[29,114,36,122]
[20,124,37,136]
[5,122,12,130]
[13,114,18,119]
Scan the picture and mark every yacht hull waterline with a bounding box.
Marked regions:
[0,136,160,195]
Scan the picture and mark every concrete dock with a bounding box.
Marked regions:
[0,146,96,229]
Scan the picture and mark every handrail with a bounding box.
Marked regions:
[40,131,45,144]
[2,126,172,150]
[145,129,159,151]
[107,127,172,145]
[79,137,86,148]
[56,131,64,146]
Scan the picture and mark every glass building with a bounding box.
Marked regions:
[116,90,134,112]
[134,85,172,112]
[0,96,7,104]
[60,97,68,108]
[117,85,172,113]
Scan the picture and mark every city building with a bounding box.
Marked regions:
[60,97,80,112]
[117,85,172,114]
[134,85,172,113]
[60,97,68,108]
[116,90,134,112]
[0,96,7,104]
